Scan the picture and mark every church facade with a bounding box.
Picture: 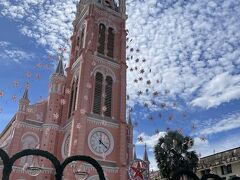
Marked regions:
[0,0,135,179]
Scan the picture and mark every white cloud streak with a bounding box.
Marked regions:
[195,112,240,136]
[190,72,240,108]
[0,41,34,63]
[193,134,240,157]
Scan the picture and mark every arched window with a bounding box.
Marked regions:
[20,134,39,166]
[97,24,106,54]
[93,72,103,114]
[76,36,80,46]
[107,27,115,58]
[72,78,78,112]
[68,78,78,118]
[80,27,85,48]
[75,50,79,62]
[104,76,113,117]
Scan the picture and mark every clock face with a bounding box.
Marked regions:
[88,127,114,157]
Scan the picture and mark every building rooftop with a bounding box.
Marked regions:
[198,147,240,170]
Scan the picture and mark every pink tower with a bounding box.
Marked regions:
[0,0,133,179]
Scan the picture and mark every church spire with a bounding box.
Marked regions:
[55,59,64,75]
[22,88,29,101]
[128,108,132,126]
[133,145,137,160]
[18,87,30,112]
[143,144,149,162]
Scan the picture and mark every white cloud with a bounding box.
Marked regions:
[1,0,240,108]
[195,112,240,136]
[148,155,158,171]
[136,132,165,148]
[191,73,240,108]
[0,41,34,63]
[0,0,78,57]
[125,0,240,109]
[0,41,10,47]
[192,134,240,157]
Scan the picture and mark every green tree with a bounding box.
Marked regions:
[154,131,199,179]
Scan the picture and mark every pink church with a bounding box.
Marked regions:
[0,0,148,179]
[0,0,152,179]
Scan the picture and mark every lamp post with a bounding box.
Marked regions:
[70,161,89,180]
[73,170,89,180]
[25,157,43,177]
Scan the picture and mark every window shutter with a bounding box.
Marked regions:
[93,73,103,114]
[104,76,113,117]
[107,27,114,58]
[80,28,85,48]
[75,50,79,61]
[97,24,106,54]
[72,78,78,112]
[68,81,75,118]
[76,36,80,46]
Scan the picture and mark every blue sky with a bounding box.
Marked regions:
[1,0,240,170]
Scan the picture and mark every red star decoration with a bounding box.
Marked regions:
[133,122,138,127]
[146,80,151,85]
[12,95,17,101]
[13,80,19,87]
[151,100,156,105]
[130,161,146,179]
[160,103,166,108]
[25,72,32,78]
[140,69,145,74]
[36,63,42,68]
[173,102,177,107]
[148,115,153,121]
[144,103,149,108]
[137,91,143,96]
[200,136,207,142]
[153,91,159,96]
[0,91,4,97]
[137,136,144,143]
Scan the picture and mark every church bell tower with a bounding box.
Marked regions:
[62,0,132,179]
